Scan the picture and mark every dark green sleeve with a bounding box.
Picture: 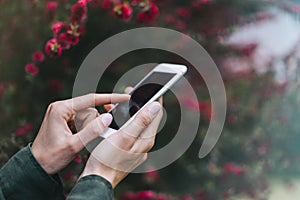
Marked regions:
[67,175,113,200]
[0,144,65,200]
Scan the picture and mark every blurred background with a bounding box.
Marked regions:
[1,0,300,199]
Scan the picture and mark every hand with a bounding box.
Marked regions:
[80,101,163,188]
[31,93,130,174]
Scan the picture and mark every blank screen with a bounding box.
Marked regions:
[109,72,176,129]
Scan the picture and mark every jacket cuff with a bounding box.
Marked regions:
[0,143,65,199]
[67,175,113,200]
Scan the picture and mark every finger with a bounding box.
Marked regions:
[120,101,162,139]
[91,139,147,173]
[66,93,130,112]
[104,104,114,111]
[158,96,163,104]
[75,108,99,130]
[72,113,113,151]
[131,109,163,153]
[125,87,133,94]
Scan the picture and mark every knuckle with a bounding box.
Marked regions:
[142,153,148,162]
[136,112,152,128]
[87,93,95,100]
[66,138,79,154]
[145,139,155,152]
[47,101,65,115]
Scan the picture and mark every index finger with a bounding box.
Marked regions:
[66,93,130,112]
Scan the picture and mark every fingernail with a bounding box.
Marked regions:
[101,113,113,126]
[148,102,161,115]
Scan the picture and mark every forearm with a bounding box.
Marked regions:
[67,175,113,200]
[0,144,65,200]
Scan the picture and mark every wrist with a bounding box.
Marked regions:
[80,166,119,188]
[31,143,55,174]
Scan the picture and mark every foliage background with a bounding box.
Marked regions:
[1,0,300,199]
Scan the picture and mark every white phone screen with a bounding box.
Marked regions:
[109,71,176,129]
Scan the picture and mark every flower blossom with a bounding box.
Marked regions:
[32,51,45,63]
[113,4,133,21]
[137,3,159,23]
[45,38,63,58]
[71,0,88,23]
[25,63,39,76]
[223,162,243,175]
[15,123,32,136]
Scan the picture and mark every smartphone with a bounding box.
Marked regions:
[100,63,187,138]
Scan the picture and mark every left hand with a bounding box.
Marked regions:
[31,93,130,174]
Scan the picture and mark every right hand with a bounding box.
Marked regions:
[80,101,163,188]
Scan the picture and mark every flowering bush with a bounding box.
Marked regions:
[1,0,300,199]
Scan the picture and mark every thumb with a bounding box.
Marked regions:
[73,113,113,150]
[120,102,161,139]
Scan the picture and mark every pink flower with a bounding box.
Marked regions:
[15,123,32,136]
[59,32,79,46]
[74,155,82,163]
[136,190,156,199]
[71,1,88,23]
[25,63,39,76]
[113,4,133,21]
[52,21,65,34]
[45,38,63,58]
[32,51,45,63]
[223,163,243,175]
[137,3,159,23]
[46,1,58,11]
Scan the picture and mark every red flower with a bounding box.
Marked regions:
[59,32,79,46]
[74,155,82,163]
[113,4,132,21]
[45,38,63,58]
[46,1,58,11]
[25,63,39,76]
[48,79,64,93]
[0,84,4,96]
[223,163,243,175]
[58,24,83,46]
[137,3,159,23]
[71,1,88,23]
[52,21,65,35]
[136,190,156,199]
[15,123,32,136]
[32,51,45,63]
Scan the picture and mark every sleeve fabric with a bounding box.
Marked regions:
[0,144,114,200]
[0,144,65,200]
[67,175,113,200]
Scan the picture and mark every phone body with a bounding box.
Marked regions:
[100,63,187,138]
